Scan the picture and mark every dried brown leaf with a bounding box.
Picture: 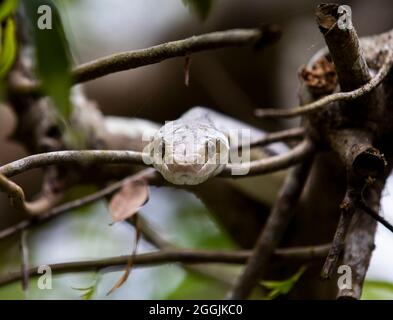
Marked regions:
[107,215,141,295]
[109,179,149,223]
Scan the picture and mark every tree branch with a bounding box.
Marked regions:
[0,140,313,203]
[19,230,29,297]
[11,27,281,95]
[315,4,371,91]
[328,129,386,178]
[227,159,313,300]
[0,169,156,240]
[0,244,331,287]
[247,127,305,149]
[337,180,384,299]
[222,139,314,177]
[0,150,147,178]
[321,184,357,279]
[359,200,393,233]
[0,174,62,216]
[254,49,393,118]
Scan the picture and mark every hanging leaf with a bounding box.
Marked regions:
[0,0,19,22]
[107,215,141,295]
[0,18,17,78]
[260,266,307,299]
[182,0,216,20]
[109,179,149,224]
[22,0,73,119]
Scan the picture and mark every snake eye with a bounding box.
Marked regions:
[216,139,221,162]
[204,142,209,162]
[216,139,221,154]
[159,140,166,160]
[205,141,216,163]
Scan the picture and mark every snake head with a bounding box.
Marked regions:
[149,120,230,185]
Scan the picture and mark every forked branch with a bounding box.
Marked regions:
[255,49,393,118]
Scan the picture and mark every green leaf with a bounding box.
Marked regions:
[260,266,307,299]
[22,0,72,119]
[71,278,98,300]
[182,0,216,20]
[0,18,17,78]
[0,0,19,22]
[362,280,393,300]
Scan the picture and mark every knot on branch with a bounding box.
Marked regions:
[329,129,386,179]
[352,147,386,178]
[300,56,337,96]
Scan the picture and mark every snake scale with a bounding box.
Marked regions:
[107,107,287,185]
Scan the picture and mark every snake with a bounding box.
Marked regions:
[141,107,287,185]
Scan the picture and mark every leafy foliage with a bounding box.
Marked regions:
[22,0,73,119]
[181,0,216,20]
[0,18,17,78]
[260,266,307,299]
[362,280,393,300]
[0,0,18,22]
[0,0,18,80]
[71,277,99,300]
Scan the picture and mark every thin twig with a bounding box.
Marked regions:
[247,127,305,149]
[19,230,29,299]
[107,215,141,296]
[12,27,281,95]
[222,139,314,177]
[0,244,331,287]
[0,140,313,181]
[0,169,156,241]
[128,214,172,250]
[0,150,147,178]
[227,159,313,300]
[359,200,393,234]
[254,49,393,118]
[0,174,62,216]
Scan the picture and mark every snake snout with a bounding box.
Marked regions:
[166,162,204,174]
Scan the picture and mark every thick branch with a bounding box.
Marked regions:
[321,185,357,279]
[12,27,281,94]
[0,244,330,287]
[315,4,371,91]
[228,159,313,300]
[328,129,386,178]
[337,178,386,299]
